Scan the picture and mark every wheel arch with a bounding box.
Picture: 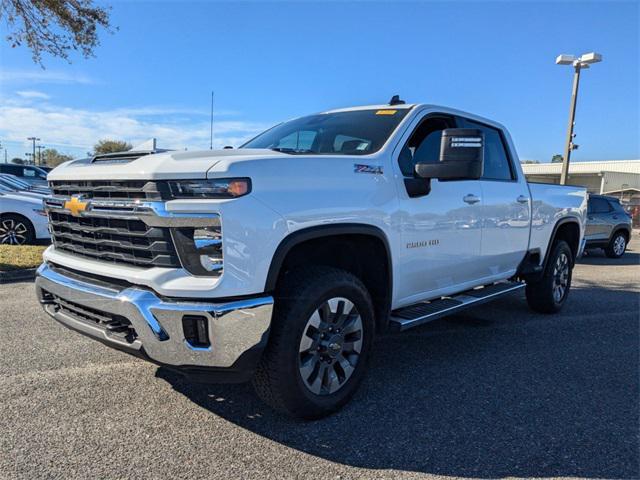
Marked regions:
[265,224,393,331]
[545,217,581,268]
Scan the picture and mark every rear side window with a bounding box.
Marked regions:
[609,200,626,213]
[589,197,612,214]
[460,119,515,181]
[0,165,23,177]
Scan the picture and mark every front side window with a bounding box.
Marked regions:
[23,168,36,177]
[398,116,455,177]
[460,119,514,181]
[588,197,612,214]
[242,109,410,155]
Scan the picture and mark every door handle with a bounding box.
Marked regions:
[463,194,480,205]
[516,195,529,204]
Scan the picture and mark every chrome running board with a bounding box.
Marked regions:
[389,281,525,332]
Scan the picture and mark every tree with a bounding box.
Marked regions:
[551,154,563,163]
[10,157,24,164]
[41,148,72,167]
[0,0,113,65]
[93,139,132,155]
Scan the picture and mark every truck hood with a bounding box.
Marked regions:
[47,149,284,181]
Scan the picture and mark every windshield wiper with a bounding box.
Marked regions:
[270,147,316,154]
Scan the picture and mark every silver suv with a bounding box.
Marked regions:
[585,195,632,258]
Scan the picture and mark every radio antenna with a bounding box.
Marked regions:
[209,91,214,150]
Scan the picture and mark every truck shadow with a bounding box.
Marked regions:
[156,284,639,479]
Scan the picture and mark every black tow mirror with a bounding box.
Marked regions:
[415,128,484,180]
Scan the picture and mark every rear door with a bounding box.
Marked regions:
[459,117,531,279]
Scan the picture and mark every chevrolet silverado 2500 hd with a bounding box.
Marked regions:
[36,101,587,418]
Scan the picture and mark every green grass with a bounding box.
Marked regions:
[0,245,47,271]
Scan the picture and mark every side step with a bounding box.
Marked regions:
[389,281,525,332]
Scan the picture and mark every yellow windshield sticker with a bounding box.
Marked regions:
[375,109,397,115]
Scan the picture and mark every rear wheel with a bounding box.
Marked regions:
[0,214,35,245]
[605,231,627,258]
[525,240,573,314]
[252,266,374,419]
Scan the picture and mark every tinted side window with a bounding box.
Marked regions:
[0,165,22,176]
[589,198,612,214]
[461,119,514,181]
[398,116,455,177]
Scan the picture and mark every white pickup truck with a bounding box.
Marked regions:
[36,100,587,418]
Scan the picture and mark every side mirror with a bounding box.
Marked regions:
[415,128,484,180]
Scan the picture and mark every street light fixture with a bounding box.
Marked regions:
[555,51,602,185]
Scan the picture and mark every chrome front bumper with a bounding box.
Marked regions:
[35,263,273,371]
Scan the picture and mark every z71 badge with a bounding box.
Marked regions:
[354,164,383,175]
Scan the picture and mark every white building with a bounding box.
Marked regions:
[522,160,640,206]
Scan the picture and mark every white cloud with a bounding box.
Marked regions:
[16,90,51,100]
[0,102,269,154]
[0,69,94,85]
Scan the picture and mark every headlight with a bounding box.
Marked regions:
[167,178,251,199]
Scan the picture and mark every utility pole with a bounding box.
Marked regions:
[27,136,40,166]
[36,145,46,165]
[555,52,602,185]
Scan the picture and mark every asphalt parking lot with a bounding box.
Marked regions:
[1,238,638,480]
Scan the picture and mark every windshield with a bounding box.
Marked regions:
[241,108,410,155]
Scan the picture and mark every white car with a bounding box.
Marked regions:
[0,188,50,244]
[36,100,587,418]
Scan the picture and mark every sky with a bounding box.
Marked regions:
[0,0,638,162]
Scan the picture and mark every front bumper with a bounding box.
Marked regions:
[35,263,273,382]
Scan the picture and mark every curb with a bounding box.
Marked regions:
[0,268,37,284]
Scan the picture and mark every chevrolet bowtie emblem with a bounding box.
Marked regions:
[64,196,88,217]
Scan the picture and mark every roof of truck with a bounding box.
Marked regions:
[323,103,417,113]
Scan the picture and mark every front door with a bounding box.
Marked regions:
[394,113,484,306]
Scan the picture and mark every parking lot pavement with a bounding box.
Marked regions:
[1,238,638,480]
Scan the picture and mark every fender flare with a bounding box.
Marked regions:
[608,224,632,242]
[264,223,393,295]
[543,216,582,268]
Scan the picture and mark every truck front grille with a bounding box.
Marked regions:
[50,180,169,201]
[49,211,181,268]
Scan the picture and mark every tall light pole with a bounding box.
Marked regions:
[555,52,602,185]
[27,136,40,166]
[36,145,46,165]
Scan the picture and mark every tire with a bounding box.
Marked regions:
[0,214,35,245]
[605,231,627,258]
[252,266,375,419]
[525,240,573,314]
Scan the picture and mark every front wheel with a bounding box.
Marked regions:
[525,240,573,314]
[252,266,375,419]
[605,231,627,258]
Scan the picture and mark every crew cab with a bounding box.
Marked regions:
[35,100,587,418]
